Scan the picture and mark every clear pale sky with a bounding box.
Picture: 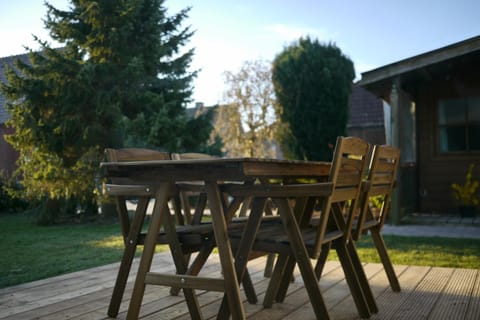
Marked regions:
[1,0,479,106]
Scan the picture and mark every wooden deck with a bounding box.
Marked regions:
[1,252,479,320]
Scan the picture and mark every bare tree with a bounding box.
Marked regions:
[215,59,279,158]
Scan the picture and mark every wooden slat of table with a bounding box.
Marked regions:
[101,158,331,183]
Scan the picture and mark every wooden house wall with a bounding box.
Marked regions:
[415,70,480,213]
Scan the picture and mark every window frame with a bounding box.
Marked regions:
[437,95,480,154]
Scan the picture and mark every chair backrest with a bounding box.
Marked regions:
[103,148,171,238]
[312,136,370,256]
[105,148,171,162]
[170,152,217,160]
[104,148,171,185]
[170,152,219,224]
[353,144,401,240]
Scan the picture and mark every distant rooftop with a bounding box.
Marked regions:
[348,85,384,129]
[0,53,30,124]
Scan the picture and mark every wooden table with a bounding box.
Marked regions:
[101,157,331,319]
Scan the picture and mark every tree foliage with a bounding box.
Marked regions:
[215,59,279,158]
[0,0,211,221]
[272,37,355,161]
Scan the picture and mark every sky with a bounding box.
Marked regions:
[1,0,479,106]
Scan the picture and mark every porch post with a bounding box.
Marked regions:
[389,79,417,224]
[389,81,401,224]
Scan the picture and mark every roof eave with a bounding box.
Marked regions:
[358,35,480,86]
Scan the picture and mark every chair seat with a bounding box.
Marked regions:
[229,217,344,258]
[353,218,380,232]
[148,221,249,253]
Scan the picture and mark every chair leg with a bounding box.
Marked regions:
[263,200,277,278]
[108,238,137,317]
[371,228,401,292]
[263,253,289,308]
[263,254,275,277]
[275,198,331,319]
[314,243,331,278]
[335,241,372,318]
[275,257,296,303]
[346,240,378,314]
[108,198,149,318]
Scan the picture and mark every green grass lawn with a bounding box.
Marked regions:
[0,212,167,289]
[1,212,479,289]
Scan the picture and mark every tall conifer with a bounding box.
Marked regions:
[1,0,210,222]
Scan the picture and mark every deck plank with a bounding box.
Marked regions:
[466,270,480,320]
[0,252,479,320]
[390,267,455,319]
[429,268,478,320]
[371,265,430,319]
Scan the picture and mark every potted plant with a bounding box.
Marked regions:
[451,164,479,217]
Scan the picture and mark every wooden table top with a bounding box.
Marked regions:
[101,157,331,182]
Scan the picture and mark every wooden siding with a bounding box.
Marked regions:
[415,66,480,213]
[0,252,478,320]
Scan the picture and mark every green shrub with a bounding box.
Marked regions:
[0,172,29,213]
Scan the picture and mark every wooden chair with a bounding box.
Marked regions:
[352,144,401,292]
[225,136,377,319]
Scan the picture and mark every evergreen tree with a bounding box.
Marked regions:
[272,37,355,161]
[1,0,209,222]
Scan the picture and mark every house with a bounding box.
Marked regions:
[358,35,480,222]
[0,53,29,178]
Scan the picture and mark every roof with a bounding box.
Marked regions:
[358,35,480,99]
[347,85,384,128]
[0,53,31,123]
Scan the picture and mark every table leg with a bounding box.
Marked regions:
[162,192,203,318]
[126,183,188,319]
[217,197,267,318]
[205,181,245,320]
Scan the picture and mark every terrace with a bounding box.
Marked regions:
[1,253,479,320]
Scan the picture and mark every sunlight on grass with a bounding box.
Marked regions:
[87,235,125,249]
[328,235,480,269]
[87,235,169,253]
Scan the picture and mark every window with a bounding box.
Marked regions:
[438,96,480,152]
